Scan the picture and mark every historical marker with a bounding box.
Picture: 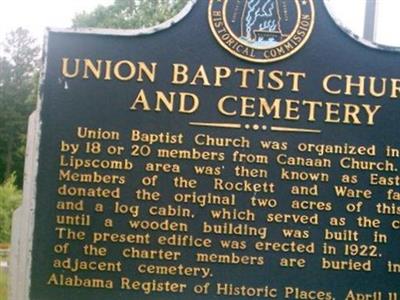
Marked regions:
[9,1,400,299]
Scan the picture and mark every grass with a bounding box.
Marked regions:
[0,250,8,300]
[0,268,7,300]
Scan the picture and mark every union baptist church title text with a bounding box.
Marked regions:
[61,58,400,126]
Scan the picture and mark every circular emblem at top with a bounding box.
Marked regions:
[208,0,315,63]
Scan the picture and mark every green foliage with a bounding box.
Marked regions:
[0,174,22,243]
[73,0,189,29]
[0,28,39,187]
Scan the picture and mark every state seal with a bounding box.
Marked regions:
[209,0,315,63]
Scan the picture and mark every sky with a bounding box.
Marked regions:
[0,0,113,42]
[326,0,400,46]
[0,0,400,48]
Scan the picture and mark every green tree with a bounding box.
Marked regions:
[73,0,189,29]
[0,28,39,186]
[0,173,22,243]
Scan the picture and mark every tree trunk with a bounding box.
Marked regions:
[4,137,13,179]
